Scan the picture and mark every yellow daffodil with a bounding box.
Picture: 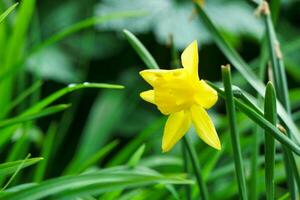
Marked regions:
[139,41,221,152]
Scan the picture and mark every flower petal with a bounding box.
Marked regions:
[194,80,218,109]
[140,90,155,104]
[162,110,191,152]
[190,105,221,150]
[181,40,199,80]
[139,69,184,87]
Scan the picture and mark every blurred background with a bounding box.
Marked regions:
[1,0,300,199]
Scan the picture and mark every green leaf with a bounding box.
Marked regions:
[127,144,146,167]
[0,167,192,200]
[0,104,70,129]
[0,3,18,24]
[0,158,43,176]
[194,3,300,145]
[64,140,119,175]
[22,82,124,116]
[2,81,42,117]
[264,82,276,200]
[208,81,300,155]
[123,29,159,69]
[33,123,57,182]
[221,65,248,199]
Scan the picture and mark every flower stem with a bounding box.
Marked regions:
[264,82,276,200]
[182,136,208,200]
[181,141,191,200]
[222,65,248,200]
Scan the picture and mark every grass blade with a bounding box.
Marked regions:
[22,82,123,116]
[0,167,192,200]
[208,81,300,155]
[2,81,42,117]
[1,154,31,191]
[0,158,43,176]
[0,104,70,129]
[64,140,119,175]
[0,3,18,24]
[123,29,159,69]
[264,82,276,200]
[193,2,300,145]
[33,123,57,182]
[222,65,248,200]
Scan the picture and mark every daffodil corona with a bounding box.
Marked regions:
[140,41,221,152]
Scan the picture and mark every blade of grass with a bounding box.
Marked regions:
[2,81,42,117]
[0,167,192,200]
[0,3,18,24]
[193,2,300,145]
[107,118,164,167]
[22,82,123,116]
[1,154,31,191]
[264,82,276,200]
[0,104,70,129]
[0,0,36,118]
[222,65,248,200]
[127,144,146,168]
[0,158,43,176]
[64,140,119,175]
[123,29,159,70]
[208,81,300,155]
[261,1,299,197]
[33,123,57,182]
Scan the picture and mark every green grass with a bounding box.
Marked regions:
[0,0,299,199]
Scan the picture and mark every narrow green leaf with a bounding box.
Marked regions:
[0,104,70,129]
[208,81,300,155]
[33,123,57,182]
[127,144,146,168]
[264,82,276,200]
[222,65,248,200]
[22,82,123,116]
[0,3,18,24]
[2,81,42,117]
[0,168,192,200]
[65,140,119,175]
[0,158,43,176]
[123,29,159,69]
[2,154,31,191]
[107,118,164,167]
[193,2,300,145]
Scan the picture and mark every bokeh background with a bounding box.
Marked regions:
[1,0,300,199]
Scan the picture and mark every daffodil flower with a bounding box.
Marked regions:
[139,41,221,152]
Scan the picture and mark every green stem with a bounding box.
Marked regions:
[183,136,208,200]
[263,1,299,197]
[181,141,191,200]
[222,65,248,200]
[264,82,276,200]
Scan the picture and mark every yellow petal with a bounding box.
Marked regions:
[162,110,191,152]
[181,40,199,80]
[140,90,155,104]
[190,105,221,150]
[139,69,184,87]
[194,80,218,109]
